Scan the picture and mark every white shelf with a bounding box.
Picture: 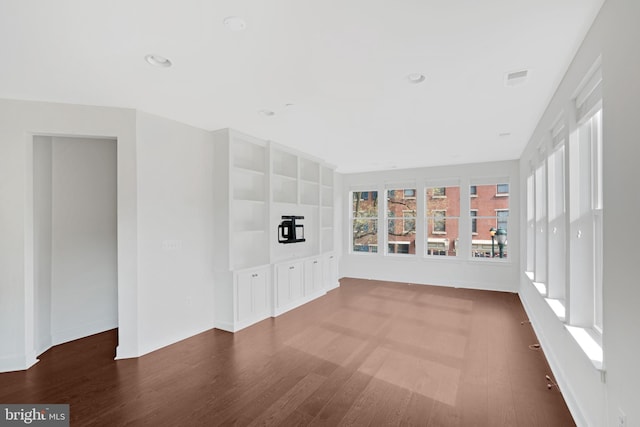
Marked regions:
[232,141,266,173]
[300,181,320,205]
[321,166,333,186]
[300,158,320,183]
[272,149,297,178]
[321,207,333,227]
[233,203,267,232]
[272,175,298,204]
[321,186,333,207]
[233,170,266,202]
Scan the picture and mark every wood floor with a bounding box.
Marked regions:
[0,278,575,426]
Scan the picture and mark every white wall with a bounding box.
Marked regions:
[33,136,118,353]
[340,160,520,292]
[135,111,215,356]
[51,137,118,344]
[33,137,53,355]
[518,0,640,425]
[0,99,138,372]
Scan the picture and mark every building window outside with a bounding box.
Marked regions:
[497,209,509,231]
[386,188,416,255]
[351,191,378,253]
[471,210,477,234]
[497,183,509,195]
[432,187,446,197]
[433,211,446,233]
[426,186,459,256]
[470,185,477,196]
[403,210,415,234]
[470,183,509,258]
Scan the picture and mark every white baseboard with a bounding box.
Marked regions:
[0,352,39,373]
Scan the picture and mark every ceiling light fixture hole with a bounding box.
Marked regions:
[406,73,426,84]
[223,16,247,31]
[145,54,172,68]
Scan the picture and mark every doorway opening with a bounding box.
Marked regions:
[33,135,118,357]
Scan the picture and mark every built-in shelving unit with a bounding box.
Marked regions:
[213,129,337,332]
[320,165,334,252]
[299,157,320,206]
[271,148,298,204]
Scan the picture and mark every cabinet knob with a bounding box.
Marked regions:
[313,261,318,264]
[252,273,258,277]
[289,266,295,270]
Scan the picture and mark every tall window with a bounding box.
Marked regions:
[470,183,510,258]
[351,191,378,253]
[548,133,566,302]
[386,189,416,255]
[526,173,535,273]
[534,163,547,283]
[426,185,459,256]
[570,108,603,333]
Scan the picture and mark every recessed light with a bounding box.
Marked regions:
[258,109,275,117]
[145,54,172,68]
[223,16,247,31]
[406,73,426,84]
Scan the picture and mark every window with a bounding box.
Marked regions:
[403,210,415,233]
[526,173,535,273]
[426,185,459,256]
[471,210,477,234]
[470,183,509,258]
[351,191,378,253]
[570,106,603,334]
[386,188,416,255]
[433,211,446,233]
[470,185,477,196]
[432,187,446,197]
[497,184,509,195]
[548,143,566,302]
[520,63,604,367]
[497,210,509,232]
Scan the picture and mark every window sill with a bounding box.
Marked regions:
[533,281,547,295]
[545,298,566,321]
[524,273,603,372]
[565,325,603,371]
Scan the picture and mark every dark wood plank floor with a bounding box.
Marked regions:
[0,278,575,426]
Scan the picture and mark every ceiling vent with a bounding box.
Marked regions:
[505,69,529,87]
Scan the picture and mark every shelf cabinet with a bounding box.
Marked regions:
[323,253,339,290]
[214,128,337,332]
[304,257,323,296]
[235,266,270,325]
[274,261,304,313]
[213,129,269,271]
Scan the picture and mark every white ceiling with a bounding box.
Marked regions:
[0,0,604,173]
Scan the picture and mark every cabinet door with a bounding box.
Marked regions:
[304,258,322,295]
[236,271,253,321]
[289,263,304,300]
[323,254,338,289]
[252,270,269,316]
[276,264,291,307]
